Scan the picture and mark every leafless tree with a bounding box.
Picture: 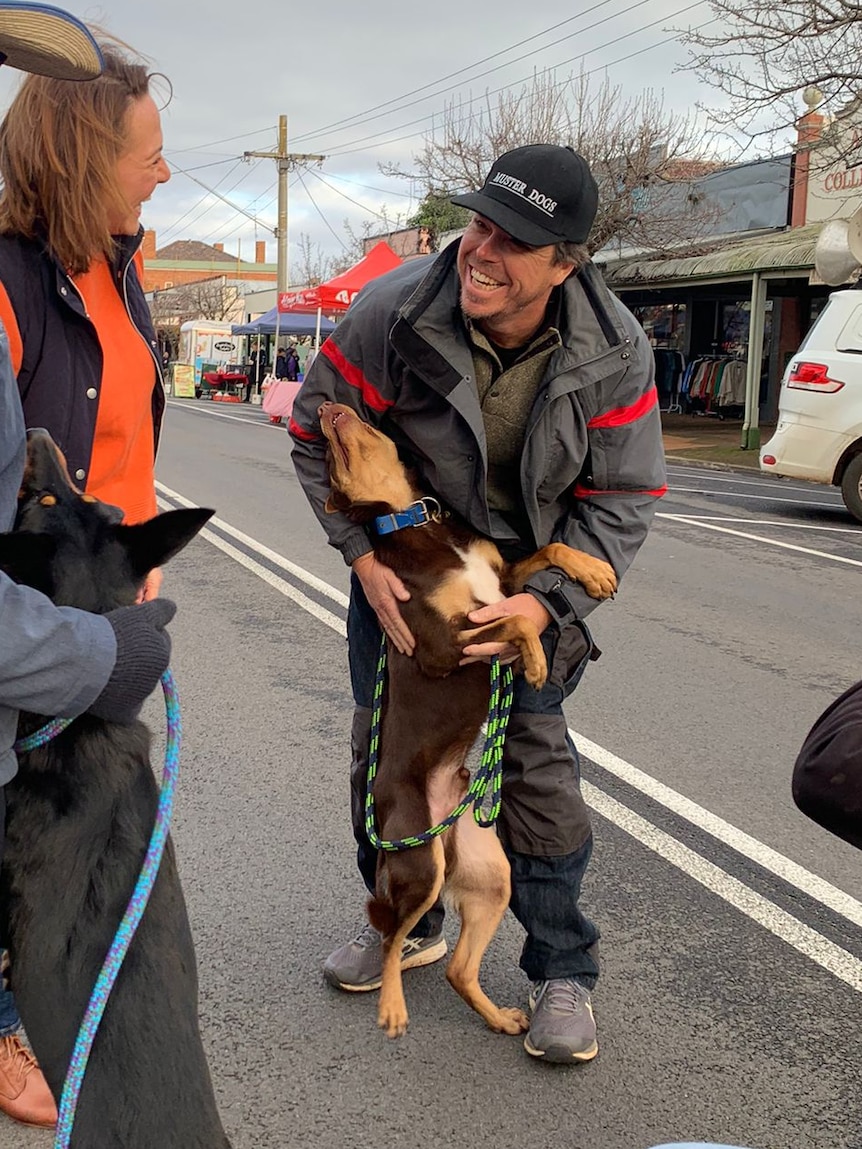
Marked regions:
[293,232,343,287]
[150,277,242,326]
[149,276,244,355]
[385,70,725,256]
[341,205,407,266]
[676,0,862,163]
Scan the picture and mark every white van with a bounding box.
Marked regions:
[760,288,862,520]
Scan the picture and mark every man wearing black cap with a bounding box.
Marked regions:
[291,143,666,1062]
[0,3,177,1127]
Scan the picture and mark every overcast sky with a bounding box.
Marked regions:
[0,0,727,275]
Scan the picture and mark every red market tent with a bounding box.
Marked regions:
[277,241,402,314]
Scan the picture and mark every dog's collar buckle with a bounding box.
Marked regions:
[374,498,442,535]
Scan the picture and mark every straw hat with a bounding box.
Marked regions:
[0,2,102,80]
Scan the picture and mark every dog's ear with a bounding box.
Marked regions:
[324,490,350,514]
[0,531,56,588]
[115,507,214,578]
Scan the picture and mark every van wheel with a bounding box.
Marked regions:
[840,454,862,522]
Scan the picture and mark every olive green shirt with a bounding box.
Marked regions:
[466,318,562,538]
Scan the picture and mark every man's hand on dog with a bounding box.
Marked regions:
[352,553,415,655]
[459,594,552,667]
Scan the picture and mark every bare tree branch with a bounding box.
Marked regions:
[675,0,862,159]
[385,69,726,256]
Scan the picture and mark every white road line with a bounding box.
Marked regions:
[156,482,349,607]
[161,490,862,987]
[165,399,270,427]
[664,469,834,496]
[585,784,862,992]
[658,512,862,567]
[668,487,838,508]
[573,734,862,929]
[656,517,862,534]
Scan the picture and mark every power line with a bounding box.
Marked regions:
[294,170,351,253]
[320,3,711,161]
[321,171,415,200]
[289,0,624,145]
[168,159,277,231]
[307,166,404,222]
[159,158,247,244]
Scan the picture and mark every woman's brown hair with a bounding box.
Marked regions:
[0,39,157,274]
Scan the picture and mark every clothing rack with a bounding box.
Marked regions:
[679,355,746,416]
[652,347,685,414]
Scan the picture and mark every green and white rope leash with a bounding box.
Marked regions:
[364,635,514,851]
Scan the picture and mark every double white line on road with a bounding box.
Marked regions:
[158,481,862,995]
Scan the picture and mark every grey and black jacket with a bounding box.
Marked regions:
[290,240,667,628]
[0,326,114,786]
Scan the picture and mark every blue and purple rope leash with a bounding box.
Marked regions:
[13,670,181,1149]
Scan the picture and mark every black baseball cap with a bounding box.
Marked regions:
[451,144,599,246]
[0,2,103,80]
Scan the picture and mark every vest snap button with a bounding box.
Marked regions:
[75,469,85,481]
[86,388,97,399]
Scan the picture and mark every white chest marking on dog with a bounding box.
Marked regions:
[452,544,502,605]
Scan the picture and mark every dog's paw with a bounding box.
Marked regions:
[522,657,548,691]
[378,1006,409,1039]
[578,560,617,600]
[488,1006,530,1034]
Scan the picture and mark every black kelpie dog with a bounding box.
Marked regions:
[0,430,230,1148]
[318,402,617,1039]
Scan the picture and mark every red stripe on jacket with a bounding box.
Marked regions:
[288,416,317,441]
[587,386,658,429]
[574,483,668,499]
[322,340,393,413]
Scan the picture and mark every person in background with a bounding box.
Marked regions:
[285,344,300,381]
[275,346,288,380]
[250,340,268,386]
[291,144,666,1064]
[0,15,178,1127]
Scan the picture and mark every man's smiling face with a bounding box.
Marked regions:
[456,214,574,347]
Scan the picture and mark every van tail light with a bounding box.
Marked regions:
[786,361,845,393]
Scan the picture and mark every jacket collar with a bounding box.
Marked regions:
[397,238,629,368]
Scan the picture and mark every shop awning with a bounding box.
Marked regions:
[599,222,825,290]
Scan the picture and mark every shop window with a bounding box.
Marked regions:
[631,303,687,350]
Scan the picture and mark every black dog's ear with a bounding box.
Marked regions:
[116,507,214,578]
[0,531,56,587]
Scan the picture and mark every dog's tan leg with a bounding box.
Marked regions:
[445,820,529,1034]
[508,542,617,600]
[456,615,547,688]
[377,836,445,1039]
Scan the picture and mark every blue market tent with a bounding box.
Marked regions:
[231,308,337,337]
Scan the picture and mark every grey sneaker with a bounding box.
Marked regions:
[524,978,598,1062]
[322,923,447,992]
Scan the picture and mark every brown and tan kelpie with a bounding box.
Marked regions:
[318,401,616,1040]
[0,430,230,1148]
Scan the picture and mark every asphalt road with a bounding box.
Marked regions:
[4,399,861,1149]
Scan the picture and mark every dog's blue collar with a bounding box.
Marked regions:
[374,497,442,535]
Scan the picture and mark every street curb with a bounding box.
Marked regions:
[663,453,761,476]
